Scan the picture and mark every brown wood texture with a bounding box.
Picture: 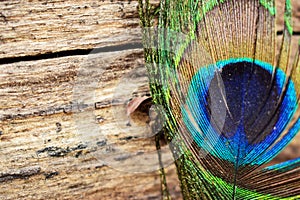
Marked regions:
[0,1,299,200]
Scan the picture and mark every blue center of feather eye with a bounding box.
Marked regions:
[182,58,297,166]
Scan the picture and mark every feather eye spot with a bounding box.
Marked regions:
[182,58,298,165]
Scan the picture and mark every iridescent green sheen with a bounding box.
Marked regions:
[138,0,300,199]
[284,0,293,34]
[259,0,276,15]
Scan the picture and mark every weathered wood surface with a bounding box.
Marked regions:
[0,0,299,59]
[0,0,299,199]
[0,48,182,199]
[0,0,142,59]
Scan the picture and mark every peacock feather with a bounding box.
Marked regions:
[139,0,300,199]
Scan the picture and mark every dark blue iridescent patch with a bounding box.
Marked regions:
[182,58,298,166]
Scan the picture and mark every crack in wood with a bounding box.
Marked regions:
[0,99,127,121]
[36,143,88,157]
[0,166,41,183]
[0,42,142,65]
[277,31,300,35]
[43,171,59,180]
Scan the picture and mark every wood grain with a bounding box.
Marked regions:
[0,0,299,199]
[0,48,181,199]
[0,0,141,59]
[0,0,299,59]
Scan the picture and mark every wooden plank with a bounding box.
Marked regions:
[0,0,299,60]
[0,107,181,199]
[0,0,141,59]
[0,49,182,199]
[0,49,145,118]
